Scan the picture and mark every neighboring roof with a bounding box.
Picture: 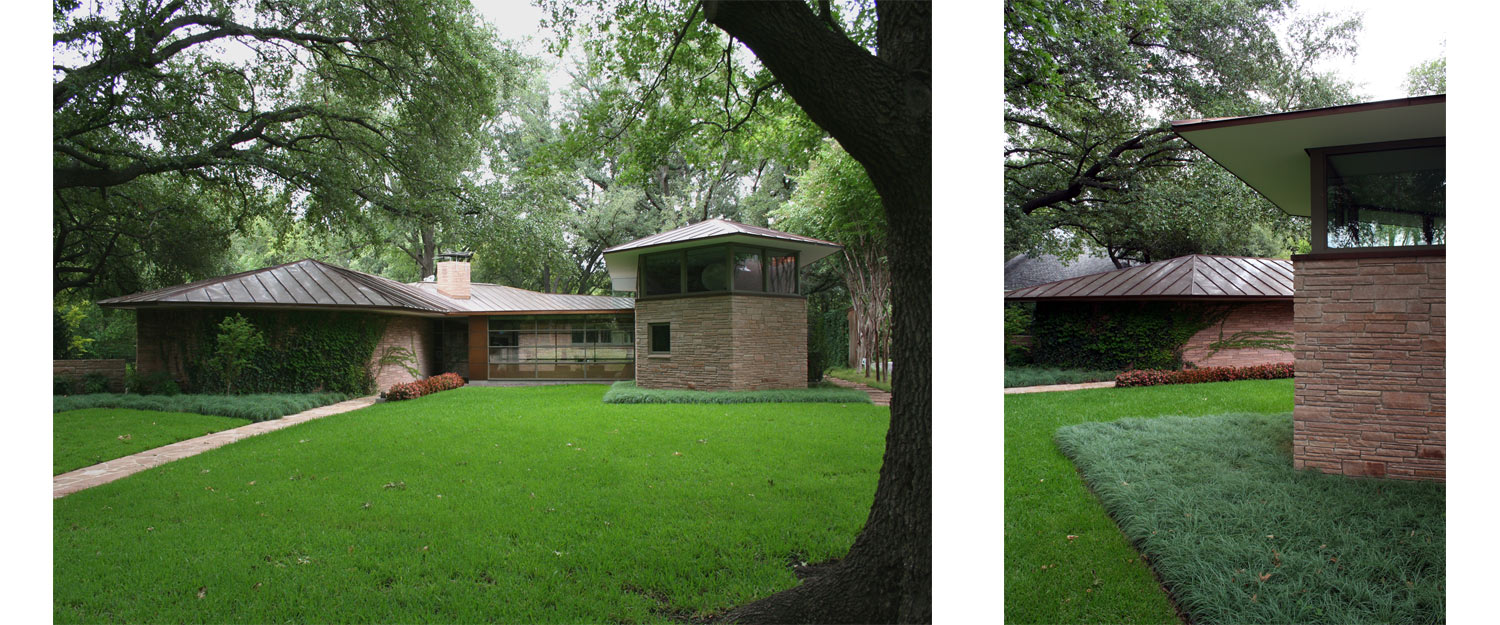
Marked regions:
[99,258,456,314]
[408,282,632,314]
[99,259,634,316]
[602,218,843,292]
[1172,95,1445,217]
[1005,252,1129,291]
[1004,254,1292,301]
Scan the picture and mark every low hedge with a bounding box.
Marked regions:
[1115,363,1294,388]
[51,392,355,422]
[382,373,466,401]
[601,381,872,405]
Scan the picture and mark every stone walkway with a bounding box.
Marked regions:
[1003,381,1116,394]
[826,376,891,406]
[53,395,378,499]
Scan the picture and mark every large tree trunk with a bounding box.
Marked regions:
[705,1,931,622]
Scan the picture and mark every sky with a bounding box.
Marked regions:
[1291,0,1448,99]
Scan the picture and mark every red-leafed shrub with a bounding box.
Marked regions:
[382,372,466,401]
[1115,363,1294,388]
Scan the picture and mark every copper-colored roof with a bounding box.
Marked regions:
[1004,255,1292,301]
[98,258,456,313]
[602,218,840,254]
[408,282,632,313]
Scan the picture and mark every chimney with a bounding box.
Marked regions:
[435,252,473,300]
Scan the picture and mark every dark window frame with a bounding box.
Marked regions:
[648,322,671,354]
[1307,137,1445,254]
[636,243,802,299]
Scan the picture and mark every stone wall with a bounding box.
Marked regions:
[54,359,128,393]
[1180,301,1295,368]
[1292,253,1445,481]
[635,294,807,391]
[368,315,439,391]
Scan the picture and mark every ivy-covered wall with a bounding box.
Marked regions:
[1028,301,1227,371]
[137,308,391,394]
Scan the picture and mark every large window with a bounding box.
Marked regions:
[1315,140,1444,251]
[639,244,800,297]
[487,314,633,380]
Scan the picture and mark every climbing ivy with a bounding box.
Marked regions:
[182,310,388,394]
[1206,330,1294,358]
[1030,302,1227,370]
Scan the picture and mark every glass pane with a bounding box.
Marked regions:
[650,323,671,353]
[1326,146,1445,248]
[642,252,681,296]
[536,363,587,379]
[595,345,633,361]
[489,331,518,347]
[489,363,531,378]
[585,363,633,380]
[685,246,729,293]
[767,251,797,294]
[734,249,763,291]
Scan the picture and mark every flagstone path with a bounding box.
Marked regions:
[53,395,378,499]
[1003,381,1117,394]
[825,376,891,406]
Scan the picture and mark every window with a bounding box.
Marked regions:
[649,323,671,353]
[486,314,634,380]
[1313,140,1444,251]
[686,247,729,293]
[733,248,763,291]
[642,252,682,296]
[766,250,797,294]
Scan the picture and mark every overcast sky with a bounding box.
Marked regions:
[1290,0,1448,99]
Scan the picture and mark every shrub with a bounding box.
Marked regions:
[54,375,73,396]
[1115,363,1294,388]
[207,314,266,395]
[382,373,466,402]
[51,392,353,422]
[128,370,181,396]
[81,373,111,394]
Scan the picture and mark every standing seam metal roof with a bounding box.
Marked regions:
[602,218,840,253]
[1003,255,1292,300]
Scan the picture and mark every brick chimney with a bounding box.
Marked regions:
[435,253,472,300]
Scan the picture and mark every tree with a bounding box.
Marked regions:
[1404,54,1446,96]
[702,1,931,621]
[1004,0,1359,264]
[207,314,265,395]
[775,141,891,383]
[54,0,507,295]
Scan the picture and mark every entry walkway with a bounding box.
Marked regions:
[825,376,891,406]
[1004,381,1116,394]
[53,395,378,499]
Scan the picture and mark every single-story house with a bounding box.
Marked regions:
[1005,254,1295,369]
[99,219,840,393]
[1173,94,1444,481]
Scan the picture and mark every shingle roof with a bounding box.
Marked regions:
[1004,254,1293,301]
[1005,253,1129,291]
[98,259,456,313]
[408,282,632,313]
[603,218,840,254]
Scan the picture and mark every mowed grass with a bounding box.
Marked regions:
[825,368,892,392]
[1004,379,1294,625]
[1056,413,1444,624]
[1004,366,1120,388]
[54,385,889,624]
[54,409,251,475]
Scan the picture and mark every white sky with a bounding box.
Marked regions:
[1291,0,1447,99]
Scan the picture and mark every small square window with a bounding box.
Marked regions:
[649,323,671,354]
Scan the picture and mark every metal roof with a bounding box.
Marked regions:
[601,218,843,291]
[1004,255,1293,301]
[408,282,633,314]
[99,258,456,314]
[99,259,634,315]
[603,218,841,254]
[1172,95,1445,217]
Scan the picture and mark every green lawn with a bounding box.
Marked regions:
[1004,379,1294,624]
[54,392,354,422]
[1004,366,1120,388]
[825,367,891,392]
[54,385,889,624]
[1057,412,1444,624]
[53,409,252,475]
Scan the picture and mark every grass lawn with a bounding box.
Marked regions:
[1004,379,1294,624]
[54,392,355,422]
[54,409,252,475]
[1004,366,1119,388]
[1057,412,1444,624]
[602,381,870,404]
[54,385,889,623]
[825,367,891,392]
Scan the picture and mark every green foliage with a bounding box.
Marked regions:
[1404,55,1446,96]
[55,376,74,396]
[601,381,871,405]
[1003,367,1118,388]
[1030,302,1224,370]
[54,298,136,360]
[126,370,181,396]
[52,392,353,423]
[54,385,888,623]
[1055,413,1444,624]
[81,373,111,395]
[825,368,892,393]
[181,311,386,395]
[775,141,886,248]
[53,409,252,475]
[1004,303,1034,365]
[206,315,267,395]
[1206,330,1295,357]
[376,346,421,380]
[1005,379,1295,624]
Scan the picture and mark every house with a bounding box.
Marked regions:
[1005,254,1295,369]
[1004,251,1128,291]
[98,219,838,393]
[1173,95,1445,481]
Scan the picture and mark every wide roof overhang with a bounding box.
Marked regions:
[602,221,841,292]
[1171,95,1445,217]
